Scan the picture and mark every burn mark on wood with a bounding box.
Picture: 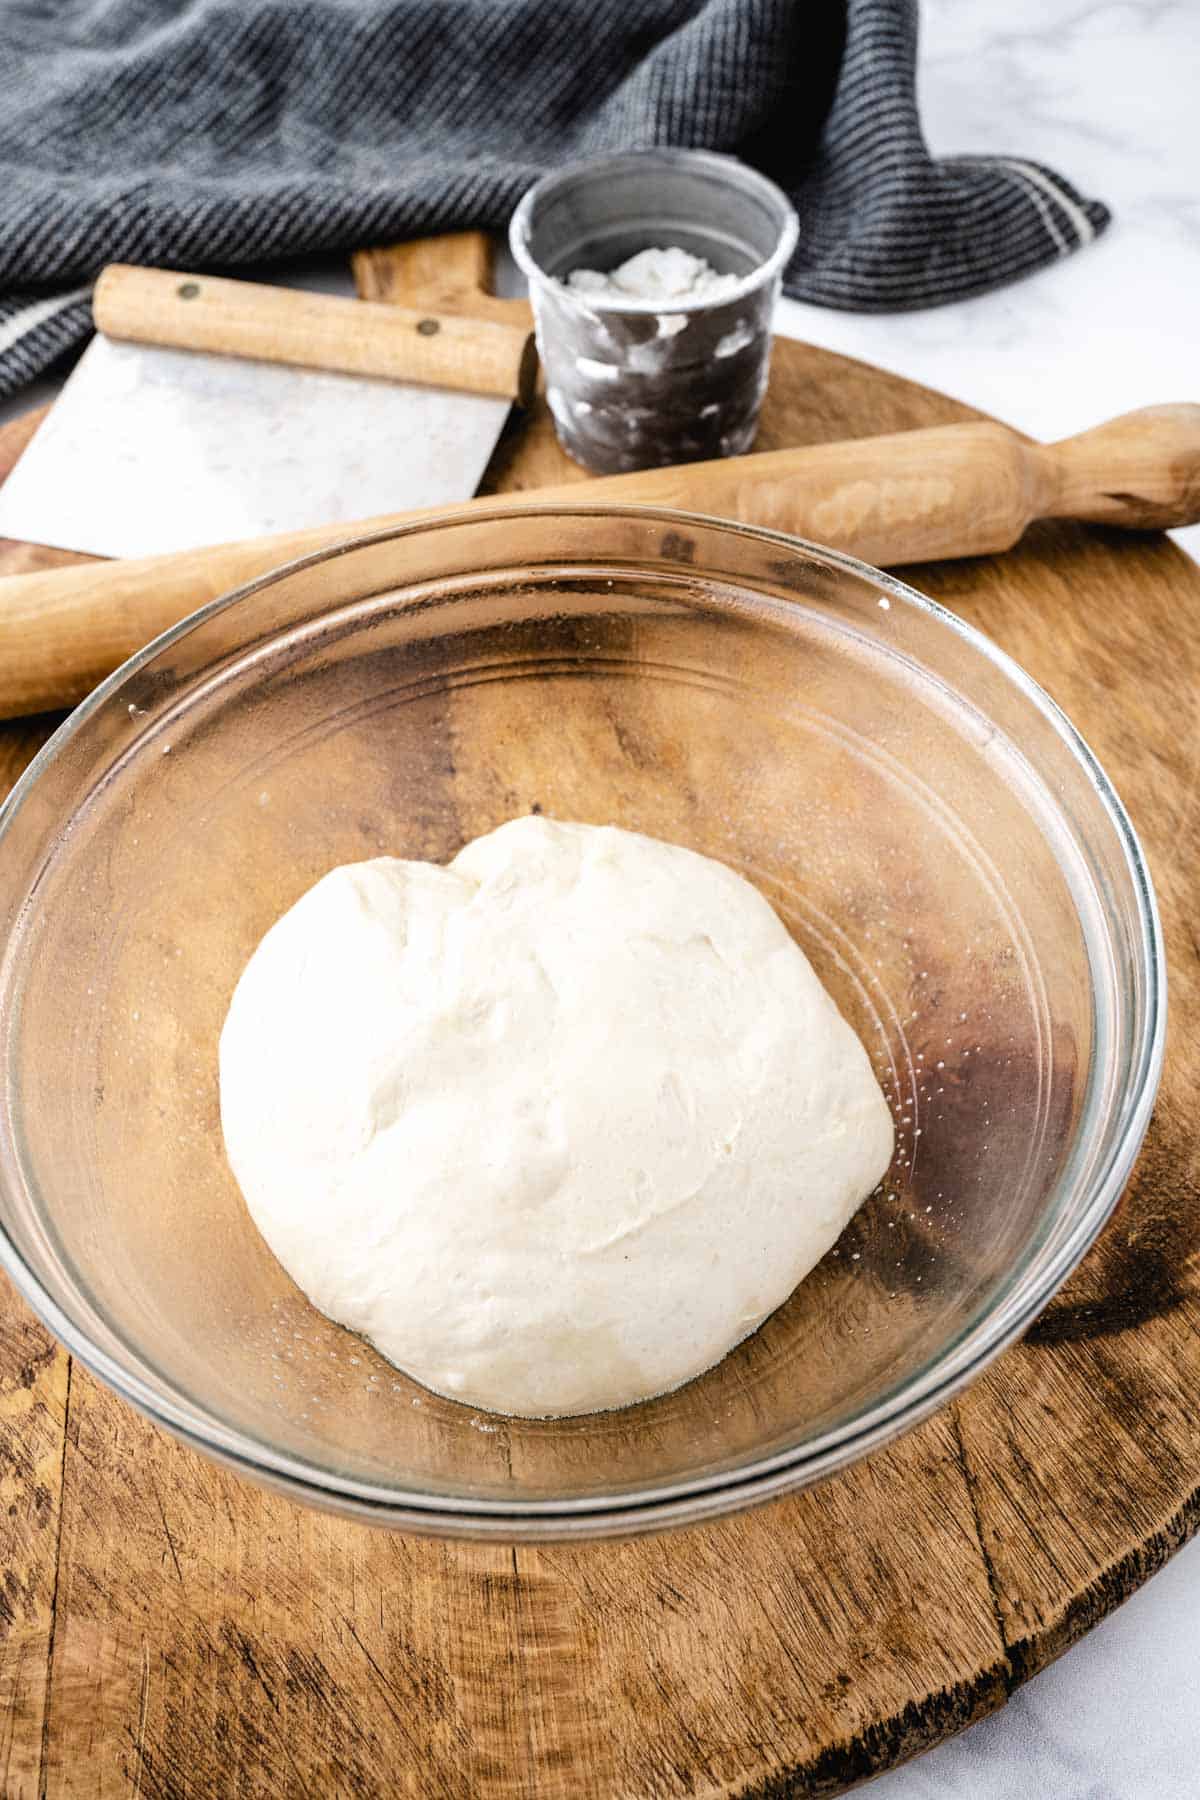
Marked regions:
[659,530,697,564]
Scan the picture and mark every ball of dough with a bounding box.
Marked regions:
[220,818,893,1417]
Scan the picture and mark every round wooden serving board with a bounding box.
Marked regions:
[1,277,1198,1798]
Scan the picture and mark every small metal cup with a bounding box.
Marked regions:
[510,149,799,475]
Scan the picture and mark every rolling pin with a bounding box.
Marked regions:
[93,265,538,405]
[0,402,1197,720]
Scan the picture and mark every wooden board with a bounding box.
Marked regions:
[1,303,1199,1799]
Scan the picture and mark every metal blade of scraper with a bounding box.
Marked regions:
[0,245,516,561]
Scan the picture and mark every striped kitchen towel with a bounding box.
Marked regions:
[0,0,1109,403]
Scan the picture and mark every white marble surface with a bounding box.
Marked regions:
[0,3,1196,1793]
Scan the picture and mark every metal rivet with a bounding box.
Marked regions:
[416,318,440,337]
[177,281,201,300]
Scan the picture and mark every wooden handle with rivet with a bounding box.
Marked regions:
[1,404,1197,720]
[92,265,539,406]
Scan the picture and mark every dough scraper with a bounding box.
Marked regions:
[0,235,535,560]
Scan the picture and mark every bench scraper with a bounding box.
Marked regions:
[0,236,536,560]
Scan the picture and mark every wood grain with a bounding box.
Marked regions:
[352,231,532,329]
[0,244,1197,1796]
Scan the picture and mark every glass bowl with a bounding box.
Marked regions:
[0,508,1164,1539]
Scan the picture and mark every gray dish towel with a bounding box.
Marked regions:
[0,0,1109,403]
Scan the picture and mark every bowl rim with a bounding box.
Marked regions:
[0,504,1167,1538]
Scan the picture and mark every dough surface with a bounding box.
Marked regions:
[220,818,893,1417]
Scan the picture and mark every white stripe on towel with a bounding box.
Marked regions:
[0,284,91,357]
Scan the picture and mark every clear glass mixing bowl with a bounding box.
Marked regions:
[0,508,1164,1538]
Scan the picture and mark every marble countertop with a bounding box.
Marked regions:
[0,2,1195,1793]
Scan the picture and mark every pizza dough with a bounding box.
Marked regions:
[219,818,893,1418]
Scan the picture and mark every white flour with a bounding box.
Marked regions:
[566,246,741,304]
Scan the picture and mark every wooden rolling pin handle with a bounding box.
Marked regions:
[92,265,538,407]
[1031,402,1200,530]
